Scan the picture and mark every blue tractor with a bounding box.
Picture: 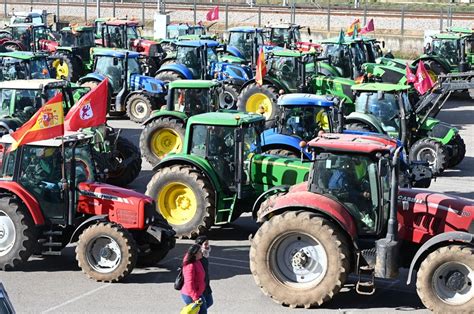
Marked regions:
[155,40,252,109]
[78,48,166,123]
[224,26,271,64]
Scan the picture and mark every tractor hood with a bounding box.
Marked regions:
[38,39,59,53]
[397,188,474,242]
[130,74,166,95]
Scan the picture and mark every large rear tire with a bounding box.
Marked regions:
[237,83,279,124]
[155,71,182,83]
[219,84,239,110]
[105,137,142,187]
[76,222,137,282]
[447,134,466,168]
[0,195,36,270]
[126,93,154,123]
[416,245,474,313]
[139,117,185,166]
[250,211,350,308]
[409,138,448,176]
[264,148,299,158]
[345,122,377,133]
[50,52,80,81]
[145,165,215,238]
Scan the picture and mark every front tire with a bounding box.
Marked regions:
[105,137,142,187]
[126,93,154,123]
[0,196,36,270]
[219,84,239,109]
[264,148,299,158]
[145,165,215,238]
[237,83,279,123]
[139,117,185,166]
[409,138,448,175]
[447,134,466,168]
[250,212,350,308]
[75,222,137,282]
[416,245,474,313]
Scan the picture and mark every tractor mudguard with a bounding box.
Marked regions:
[318,62,341,77]
[251,185,290,220]
[311,75,355,106]
[258,190,358,240]
[261,132,312,159]
[143,110,187,125]
[422,120,458,145]
[0,120,20,133]
[129,74,166,94]
[345,112,386,134]
[56,46,73,53]
[0,182,44,225]
[412,55,451,73]
[69,215,108,243]
[226,46,245,59]
[406,231,474,285]
[239,77,286,93]
[156,64,194,80]
[77,72,106,85]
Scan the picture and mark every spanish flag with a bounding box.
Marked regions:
[11,93,64,150]
[346,19,361,36]
[255,48,267,86]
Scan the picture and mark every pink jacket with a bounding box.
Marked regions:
[181,257,206,301]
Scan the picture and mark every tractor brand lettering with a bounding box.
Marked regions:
[398,195,469,217]
[79,190,133,205]
[398,195,424,205]
[80,102,94,121]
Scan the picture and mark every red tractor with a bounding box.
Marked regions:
[98,20,165,75]
[0,133,175,282]
[251,133,474,312]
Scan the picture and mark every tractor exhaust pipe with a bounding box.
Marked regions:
[115,52,129,113]
[375,146,401,279]
[336,99,345,133]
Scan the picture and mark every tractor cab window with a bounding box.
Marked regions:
[310,153,379,233]
[61,31,76,46]
[0,88,42,119]
[271,28,290,47]
[242,124,260,185]
[167,27,187,39]
[33,26,49,42]
[126,26,139,40]
[268,57,298,90]
[64,143,96,184]
[0,144,16,180]
[173,88,212,115]
[228,32,255,60]
[19,145,65,219]
[11,26,30,47]
[431,39,459,64]
[291,28,301,43]
[323,44,351,77]
[355,92,400,134]
[280,106,330,140]
[95,56,123,92]
[0,59,27,80]
[30,58,49,79]
[207,47,218,64]
[176,46,202,78]
[108,25,125,48]
[192,27,205,36]
[127,57,141,75]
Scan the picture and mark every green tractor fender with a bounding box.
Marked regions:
[143,110,188,126]
[363,63,407,85]
[345,112,386,134]
[412,55,451,74]
[239,77,289,94]
[420,118,458,145]
[310,75,355,107]
[318,61,343,77]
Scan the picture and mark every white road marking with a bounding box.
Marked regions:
[210,256,249,264]
[41,284,111,313]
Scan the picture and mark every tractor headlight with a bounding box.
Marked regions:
[145,217,150,225]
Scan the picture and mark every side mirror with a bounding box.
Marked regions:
[113,57,118,66]
[377,90,384,100]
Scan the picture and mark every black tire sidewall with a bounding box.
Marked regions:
[106,136,142,187]
[237,83,278,121]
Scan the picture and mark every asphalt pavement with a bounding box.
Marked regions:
[1,95,473,313]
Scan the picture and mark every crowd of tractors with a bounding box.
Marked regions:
[0,8,473,312]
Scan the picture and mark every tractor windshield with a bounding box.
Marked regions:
[95,56,140,92]
[268,56,298,91]
[191,26,205,36]
[322,44,351,77]
[280,106,330,141]
[270,28,294,47]
[176,46,202,78]
[61,31,94,47]
[1,57,50,80]
[355,92,401,134]
[0,88,44,118]
[228,32,262,60]
[172,88,215,114]
[167,27,187,39]
[10,26,30,47]
[311,153,379,233]
[431,38,459,65]
[126,26,139,40]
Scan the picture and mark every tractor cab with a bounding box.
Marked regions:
[0,51,51,80]
[167,24,207,39]
[9,10,48,26]
[100,20,141,49]
[173,40,220,79]
[427,33,472,70]
[361,37,384,62]
[166,80,221,115]
[226,27,266,62]
[59,25,95,48]
[265,23,305,48]
[320,37,368,79]
[1,24,52,52]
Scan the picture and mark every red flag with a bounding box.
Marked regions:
[65,79,108,131]
[346,19,361,36]
[413,61,435,95]
[406,63,416,84]
[11,93,64,150]
[255,48,266,86]
[206,6,219,21]
[359,18,375,35]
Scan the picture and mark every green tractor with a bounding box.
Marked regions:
[139,79,222,165]
[237,49,354,121]
[39,25,96,81]
[0,78,142,187]
[0,51,52,80]
[346,83,465,175]
[145,111,310,237]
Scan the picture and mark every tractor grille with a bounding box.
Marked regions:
[117,208,138,225]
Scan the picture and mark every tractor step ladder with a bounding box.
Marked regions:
[215,196,237,224]
[41,229,63,256]
[356,265,376,295]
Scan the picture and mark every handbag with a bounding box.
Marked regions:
[174,267,184,290]
[180,299,202,314]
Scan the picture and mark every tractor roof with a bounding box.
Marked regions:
[61,25,95,32]
[176,40,219,48]
[169,80,220,89]
[0,131,92,147]
[168,24,191,30]
[0,51,48,60]
[0,79,63,90]
[92,48,140,58]
[105,19,140,26]
[188,111,264,126]
[228,26,265,33]
[268,23,300,29]
[278,94,335,108]
[272,49,309,58]
[320,36,363,45]
[351,83,410,93]
[308,133,393,154]
[447,26,474,34]
[432,33,465,40]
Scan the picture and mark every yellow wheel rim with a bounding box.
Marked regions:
[316,109,330,131]
[158,182,197,225]
[246,93,273,119]
[151,128,182,159]
[52,59,69,79]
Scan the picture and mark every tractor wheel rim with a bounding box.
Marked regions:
[246,93,272,119]
[432,261,474,305]
[416,147,437,167]
[271,232,328,288]
[158,182,197,225]
[131,100,148,120]
[0,210,16,256]
[52,59,69,79]
[219,91,235,109]
[86,235,122,273]
[150,128,182,159]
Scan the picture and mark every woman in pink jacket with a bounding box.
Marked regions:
[181,244,207,314]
